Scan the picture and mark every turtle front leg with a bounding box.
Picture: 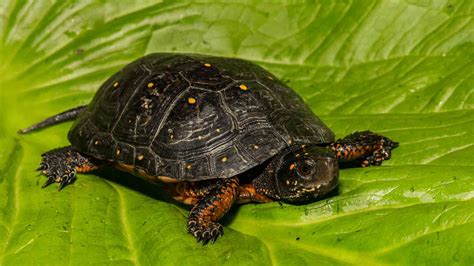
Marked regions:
[331,131,398,167]
[172,181,273,205]
[187,177,240,244]
[37,146,101,190]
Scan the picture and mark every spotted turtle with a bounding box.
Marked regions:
[19,53,398,244]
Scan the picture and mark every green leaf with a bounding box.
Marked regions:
[1,1,473,265]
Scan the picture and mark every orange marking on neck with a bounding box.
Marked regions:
[76,165,98,173]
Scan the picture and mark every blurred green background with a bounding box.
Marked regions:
[0,1,473,265]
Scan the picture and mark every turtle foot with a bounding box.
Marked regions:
[187,217,224,245]
[38,147,78,190]
[37,146,99,190]
[332,131,398,167]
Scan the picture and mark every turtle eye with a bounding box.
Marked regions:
[297,159,316,177]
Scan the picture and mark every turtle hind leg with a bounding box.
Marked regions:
[187,177,240,244]
[331,131,398,167]
[38,146,100,190]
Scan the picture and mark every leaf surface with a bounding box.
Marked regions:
[0,1,473,265]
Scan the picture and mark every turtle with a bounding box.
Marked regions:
[19,53,398,244]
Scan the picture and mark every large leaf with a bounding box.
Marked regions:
[1,1,473,265]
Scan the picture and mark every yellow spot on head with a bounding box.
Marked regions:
[268,76,274,80]
[116,149,121,155]
[147,82,154,88]
[94,140,99,145]
[221,156,228,162]
[137,155,144,161]
[113,82,119,88]
[239,84,248,91]
[288,139,293,145]
[204,63,211,67]
[253,144,259,149]
[289,163,295,170]
[186,164,192,169]
[188,97,197,104]
[216,128,221,133]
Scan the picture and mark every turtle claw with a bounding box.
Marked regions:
[211,237,218,244]
[58,182,67,191]
[36,162,48,172]
[42,177,55,188]
[187,218,224,245]
[58,173,76,191]
[210,227,222,244]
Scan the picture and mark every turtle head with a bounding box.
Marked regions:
[253,145,338,202]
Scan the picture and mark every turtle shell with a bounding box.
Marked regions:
[68,53,334,181]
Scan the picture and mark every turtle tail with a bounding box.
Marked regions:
[18,105,87,134]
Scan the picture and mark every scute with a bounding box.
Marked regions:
[68,53,335,181]
[153,88,235,156]
[238,129,286,162]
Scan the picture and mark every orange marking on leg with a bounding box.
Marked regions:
[205,178,239,221]
[75,164,98,173]
[237,184,273,204]
[173,194,199,205]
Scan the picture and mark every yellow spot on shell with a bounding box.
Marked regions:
[204,63,211,67]
[239,84,248,91]
[289,163,295,170]
[137,155,144,160]
[147,82,154,88]
[221,156,228,162]
[188,97,197,104]
[253,144,259,149]
[113,82,119,88]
